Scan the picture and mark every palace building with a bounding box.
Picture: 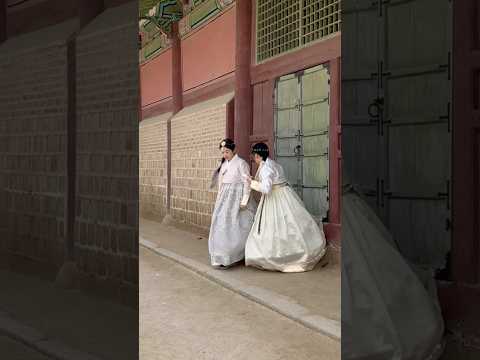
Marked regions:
[139,0,342,248]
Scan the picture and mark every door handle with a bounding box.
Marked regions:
[294,145,302,156]
[368,97,384,118]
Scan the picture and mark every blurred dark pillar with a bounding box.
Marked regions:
[0,0,6,44]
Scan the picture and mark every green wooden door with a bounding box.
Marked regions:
[274,64,330,221]
[342,0,452,271]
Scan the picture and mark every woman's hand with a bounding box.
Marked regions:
[242,174,252,185]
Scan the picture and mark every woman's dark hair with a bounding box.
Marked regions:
[251,142,269,161]
[216,138,236,173]
[219,138,235,151]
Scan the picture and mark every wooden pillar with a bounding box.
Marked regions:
[226,99,235,140]
[234,0,253,159]
[65,38,77,263]
[0,0,6,44]
[171,22,183,113]
[451,0,478,284]
[436,0,480,344]
[166,22,183,213]
[328,57,341,230]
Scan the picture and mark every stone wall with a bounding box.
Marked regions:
[139,94,232,231]
[139,113,170,220]
[170,94,232,230]
[0,20,78,265]
[75,2,138,298]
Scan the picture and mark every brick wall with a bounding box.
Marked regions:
[75,2,138,297]
[170,94,232,230]
[139,113,170,220]
[0,20,77,265]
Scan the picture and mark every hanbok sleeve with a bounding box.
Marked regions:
[251,166,274,194]
[239,160,251,207]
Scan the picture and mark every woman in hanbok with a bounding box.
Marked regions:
[342,172,445,360]
[208,138,256,269]
[244,142,327,272]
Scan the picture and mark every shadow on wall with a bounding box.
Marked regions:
[0,1,139,307]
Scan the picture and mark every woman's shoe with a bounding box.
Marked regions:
[212,264,232,270]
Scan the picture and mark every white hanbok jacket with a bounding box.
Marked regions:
[210,154,251,206]
[250,158,288,194]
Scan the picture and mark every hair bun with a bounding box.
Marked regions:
[251,142,269,160]
[219,138,235,151]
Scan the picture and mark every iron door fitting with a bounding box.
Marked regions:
[368,97,384,118]
[294,145,302,157]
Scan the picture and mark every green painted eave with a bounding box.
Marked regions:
[139,0,183,34]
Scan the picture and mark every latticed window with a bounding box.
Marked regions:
[256,0,341,62]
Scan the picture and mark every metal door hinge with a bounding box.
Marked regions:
[296,129,302,141]
[437,180,450,209]
[441,102,451,133]
[372,61,391,89]
[438,52,451,80]
[380,179,392,208]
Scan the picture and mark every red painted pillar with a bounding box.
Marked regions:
[234,0,253,160]
[138,33,143,121]
[437,0,480,343]
[452,0,479,284]
[328,57,341,239]
[171,22,183,114]
[0,0,6,44]
[166,22,183,213]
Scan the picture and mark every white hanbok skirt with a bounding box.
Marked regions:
[245,184,327,272]
[208,183,256,266]
[342,185,444,360]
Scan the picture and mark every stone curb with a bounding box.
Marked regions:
[0,310,104,360]
[140,236,341,342]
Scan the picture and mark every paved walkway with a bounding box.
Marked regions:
[0,270,138,360]
[0,335,53,360]
[140,248,340,360]
[140,218,341,340]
